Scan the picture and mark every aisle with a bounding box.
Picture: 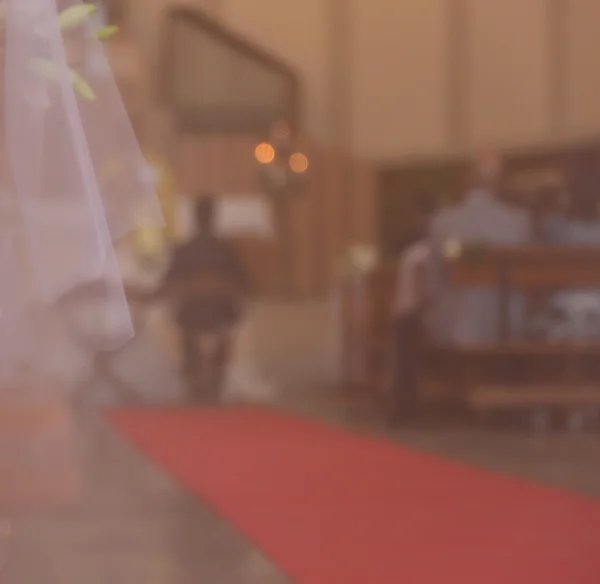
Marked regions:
[111,407,600,584]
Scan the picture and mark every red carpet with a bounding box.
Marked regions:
[109,408,600,584]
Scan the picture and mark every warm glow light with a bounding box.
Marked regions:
[254,142,275,164]
[289,152,309,173]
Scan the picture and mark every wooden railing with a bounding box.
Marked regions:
[159,7,301,135]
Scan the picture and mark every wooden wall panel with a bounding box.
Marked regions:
[318,153,347,288]
[173,135,259,194]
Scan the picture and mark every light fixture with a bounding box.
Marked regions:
[254,142,276,165]
[254,122,309,197]
[289,152,309,174]
[253,121,310,294]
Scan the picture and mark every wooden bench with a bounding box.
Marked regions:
[338,246,600,423]
[470,384,600,431]
[449,246,600,416]
[471,385,600,409]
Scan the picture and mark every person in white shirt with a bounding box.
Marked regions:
[390,195,435,424]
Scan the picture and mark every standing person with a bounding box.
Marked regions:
[390,194,435,424]
[159,194,249,394]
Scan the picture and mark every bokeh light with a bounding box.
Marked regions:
[289,152,309,173]
[254,142,276,164]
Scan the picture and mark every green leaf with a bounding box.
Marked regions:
[96,25,120,40]
[58,4,97,31]
[70,70,96,100]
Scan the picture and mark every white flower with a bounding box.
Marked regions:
[443,238,462,259]
[347,244,377,273]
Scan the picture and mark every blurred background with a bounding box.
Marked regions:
[3,2,600,582]
[99,0,600,394]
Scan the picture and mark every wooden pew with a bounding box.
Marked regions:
[337,246,600,415]
[447,246,600,414]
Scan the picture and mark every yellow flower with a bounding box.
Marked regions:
[70,70,96,101]
[96,25,120,40]
[30,59,96,101]
[58,4,97,30]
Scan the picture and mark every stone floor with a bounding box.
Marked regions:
[1,392,599,584]
[2,408,291,584]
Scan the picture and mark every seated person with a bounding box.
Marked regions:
[428,152,532,345]
[158,194,249,390]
